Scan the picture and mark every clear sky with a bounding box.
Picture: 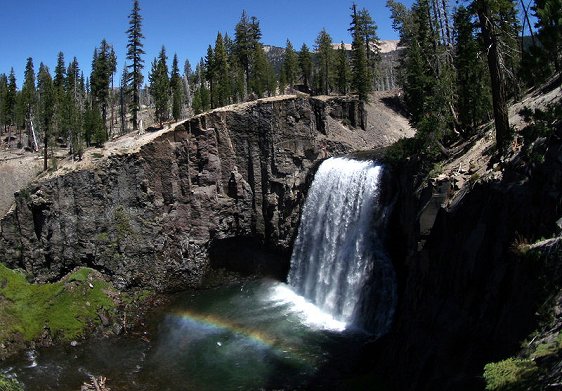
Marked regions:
[0,0,415,86]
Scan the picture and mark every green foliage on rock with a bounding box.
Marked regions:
[0,264,114,342]
[483,358,538,390]
[0,374,23,391]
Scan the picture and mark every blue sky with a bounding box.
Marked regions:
[0,0,414,86]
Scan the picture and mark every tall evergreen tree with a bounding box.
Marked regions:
[170,53,184,121]
[336,42,351,95]
[350,4,371,102]
[4,69,17,145]
[65,57,85,158]
[54,52,66,90]
[532,0,562,72]
[299,44,313,90]
[53,51,67,141]
[91,40,116,142]
[148,46,170,126]
[205,45,216,108]
[357,8,381,88]
[213,33,231,107]
[119,63,129,135]
[282,40,299,91]
[183,59,193,108]
[37,63,54,170]
[0,74,7,133]
[126,0,145,130]
[235,11,262,96]
[315,29,335,95]
[224,33,245,102]
[453,6,491,133]
[197,58,211,112]
[250,44,269,97]
[21,58,36,147]
[473,0,518,151]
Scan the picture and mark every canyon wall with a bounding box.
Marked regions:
[0,96,396,291]
[371,126,562,390]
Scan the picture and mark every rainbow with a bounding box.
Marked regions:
[170,309,315,367]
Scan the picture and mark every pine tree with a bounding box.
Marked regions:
[214,33,231,107]
[54,52,66,90]
[357,8,381,88]
[0,74,7,132]
[251,44,268,97]
[4,69,17,146]
[91,40,116,141]
[336,42,351,95]
[37,63,54,170]
[532,0,562,72]
[315,29,335,95]
[282,40,299,90]
[126,0,145,131]
[350,4,370,102]
[473,0,517,151]
[53,51,67,141]
[196,59,211,112]
[224,33,244,103]
[65,57,85,158]
[299,44,313,90]
[453,6,491,133]
[148,46,170,126]
[170,53,184,121]
[235,11,262,96]
[119,63,129,135]
[21,58,36,147]
[183,59,193,108]
[15,91,25,138]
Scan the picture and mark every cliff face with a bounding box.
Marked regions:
[0,95,394,291]
[374,125,562,389]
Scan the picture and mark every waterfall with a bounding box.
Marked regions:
[288,157,396,335]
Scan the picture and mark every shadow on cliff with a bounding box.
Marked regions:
[359,125,562,390]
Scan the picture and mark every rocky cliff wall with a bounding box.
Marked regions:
[0,96,392,291]
[371,126,562,390]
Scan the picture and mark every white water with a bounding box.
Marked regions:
[288,157,397,334]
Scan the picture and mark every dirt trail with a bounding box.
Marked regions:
[0,153,43,215]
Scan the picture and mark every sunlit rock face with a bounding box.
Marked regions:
[0,95,393,291]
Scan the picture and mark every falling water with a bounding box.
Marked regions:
[288,157,397,335]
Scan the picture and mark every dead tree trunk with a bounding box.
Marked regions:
[476,0,511,151]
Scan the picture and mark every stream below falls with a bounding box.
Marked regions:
[0,279,381,390]
[1,157,394,390]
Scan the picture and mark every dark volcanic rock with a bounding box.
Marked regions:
[371,126,562,390]
[0,95,386,291]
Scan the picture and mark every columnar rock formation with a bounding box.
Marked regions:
[0,95,403,291]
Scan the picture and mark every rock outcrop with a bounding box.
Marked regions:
[370,120,562,390]
[0,95,405,291]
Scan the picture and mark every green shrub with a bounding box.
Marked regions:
[483,358,538,390]
[0,374,23,391]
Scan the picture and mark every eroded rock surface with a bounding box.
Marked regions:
[0,95,406,291]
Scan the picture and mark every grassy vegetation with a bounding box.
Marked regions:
[531,331,562,359]
[483,358,538,390]
[0,374,23,391]
[0,264,115,342]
